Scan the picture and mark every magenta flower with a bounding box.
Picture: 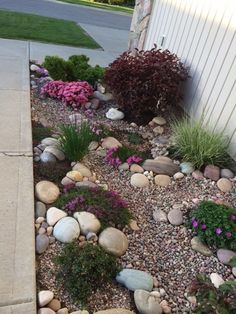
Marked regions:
[230,215,236,221]
[192,219,198,228]
[215,227,222,235]
[201,224,207,231]
[225,231,232,239]
[126,155,143,165]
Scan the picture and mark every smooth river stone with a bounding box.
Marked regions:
[38,290,54,307]
[53,217,80,243]
[35,181,60,204]
[99,227,128,256]
[116,269,153,291]
[134,290,162,314]
[74,211,101,235]
[46,207,67,226]
[94,310,133,314]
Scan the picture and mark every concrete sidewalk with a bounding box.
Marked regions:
[0,39,36,313]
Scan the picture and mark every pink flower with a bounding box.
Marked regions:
[215,227,222,235]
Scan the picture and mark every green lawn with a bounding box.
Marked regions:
[0,10,101,49]
[58,0,133,14]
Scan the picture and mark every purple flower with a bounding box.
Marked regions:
[201,224,207,231]
[226,231,232,239]
[215,227,222,235]
[230,215,236,221]
[192,219,198,228]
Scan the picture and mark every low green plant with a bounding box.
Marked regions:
[43,56,74,81]
[127,132,142,145]
[171,118,230,168]
[54,242,121,306]
[32,127,51,141]
[106,146,149,167]
[189,273,236,313]
[59,122,95,161]
[189,201,236,250]
[54,186,132,229]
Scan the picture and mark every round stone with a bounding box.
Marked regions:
[53,217,80,243]
[131,173,149,188]
[38,309,56,314]
[41,137,59,147]
[217,178,232,192]
[217,249,236,265]
[57,309,69,314]
[130,164,144,173]
[154,175,171,187]
[99,227,128,257]
[66,171,83,182]
[134,289,162,314]
[232,267,236,277]
[72,163,92,178]
[44,146,65,161]
[61,176,75,187]
[105,108,125,120]
[153,209,168,223]
[180,162,194,174]
[101,137,122,149]
[221,168,234,179]
[35,201,46,218]
[173,172,184,180]
[40,151,57,163]
[116,269,153,291]
[152,116,166,125]
[47,299,61,311]
[204,164,220,181]
[74,211,101,235]
[36,234,49,254]
[153,126,164,134]
[167,209,183,225]
[38,290,54,307]
[46,207,67,226]
[35,181,60,204]
[94,310,133,314]
[210,273,225,288]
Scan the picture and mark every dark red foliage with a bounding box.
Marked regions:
[104,48,189,124]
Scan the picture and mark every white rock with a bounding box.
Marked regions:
[74,211,101,235]
[38,309,56,314]
[53,217,80,243]
[46,207,67,226]
[35,181,60,204]
[173,172,184,180]
[44,146,65,161]
[210,273,225,288]
[30,64,40,72]
[106,108,124,120]
[38,290,54,307]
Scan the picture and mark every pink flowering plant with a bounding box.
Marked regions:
[189,201,236,250]
[41,80,93,109]
[105,146,145,168]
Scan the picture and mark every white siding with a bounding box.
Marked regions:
[145,0,236,159]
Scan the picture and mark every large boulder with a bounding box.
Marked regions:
[98,227,128,256]
[143,159,179,176]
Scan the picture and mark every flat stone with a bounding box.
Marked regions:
[72,163,92,178]
[217,178,232,192]
[40,151,57,163]
[106,108,125,120]
[152,116,166,125]
[36,201,46,218]
[180,162,195,174]
[46,207,67,226]
[134,289,162,314]
[154,174,171,187]
[131,173,149,188]
[143,159,179,176]
[130,164,144,173]
[210,273,225,288]
[191,236,213,256]
[93,90,113,101]
[116,269,153,291]
[221,168,234,179]
[74,211,101,235]
[36,234,49,254]
[41,137,59,147]
[99,227,128,257]
[173,172,184,180]
[217,249,236,265]
[101,137,122,149]
[66,170,83,182]
[204,164,220,181]
[94,310,133,314]
[38,308,56,314]
[53,217,80,243]
[192,170,204,180]
[44,146,65,161]
[35,181,60,204]
[167,209,183,225]
[38,290,54,307]
[153,209,168,222]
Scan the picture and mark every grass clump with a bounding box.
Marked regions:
[59,122,95,162]
[54,186,132,229]
[171,118,230,168]
[54,242,121,306]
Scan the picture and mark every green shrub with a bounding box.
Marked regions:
[189,201,236,250]
[171,118,230,168]
[43,56,74,81]
[189,273,236,314]
[54,186,132,229]
[54,242,121,306]
[59,122,95,161]
[127,132,142,145]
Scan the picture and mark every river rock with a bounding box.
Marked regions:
[46,207,67,226]
[143,159,179,176]
[38,309,55,314]
[61,176,74,187]
[93,90,113,101]
[94,310,133,314]
[152,116,166,125]
[154,175,171,187]
[232,267,236,277]
[36,201,46,218]
[118,162,129,171]
[116,269,153,291]
[66,170,83,182]
[153,126,164,134]
[217,178,232,192]
[76,181,97,188]
[173,172,184,180]
[30,64,40,72]
[106,108,125,120]
[130,164,144,173]
[153,209,168,222]
[74,211,101,235]
[210,273,225,288]
[57,309,69,314]
[192,170,204,180]
[217,249,236,265]
[36,234,49,254]
[89,141,99,151]
[44,146,65,161]
[40,151,57,163]
[168,209,183,225]
[191,236,213,256]
[204,165,220,181]
[221,168,234,179]
[38,290,54,307]
[131,173,149,188]
[180,162,194,174]
[134,290,162,314]
[47,299,61,311]
[99,227,128,256]
[72,163,92,177]
[35,181,60,204]
[41,137,59,147]
[101,137,122,149]
[53,217,80,243]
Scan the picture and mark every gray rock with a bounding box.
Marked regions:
[204,164,220,181]
[152,116,166,125]
[40,151,56,163]
[134,290,162,314]
[118,162,129,171]
[41,137,59,147]
[153,209,168,222]
[74,211,101,235]
[232,267,236,277]
[167,209,183,225]
[34,156,41,162]
[105,108,124,120]
[116,269,153,291]
[30,64,40,72]
[191,236,213,256]
[44,146,65,161]
[221,168,234,179]
[217,249,236,265]
[93,90,113,101]
[36,234,49,254]
[143,159,179,176]
[180,162,194,174]
[53,217,80,243]
[173,172,184,180]
[36,201,46,218]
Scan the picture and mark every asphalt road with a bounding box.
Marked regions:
[0,0,132,30]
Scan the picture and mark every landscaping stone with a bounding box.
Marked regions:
[41,137,59,147]
[66,170,83,182]
[191,236,213,256]
[152,116,166,125]
[154,174,171,187]
[94,310,133,314]
[91,98,100,109]
[72,163,92,177]
[96,147,107,157]
[38,290,54,307]
[40,151,57,163]
[36,234,49,254]
[210,273,225,288]
[35,181,60,204]
[99,227,128,256]
[116,269,153,291]
[36,217,45,224]
[192,170,204,180]
[101,137,122,149]
[130,164,144,173]
[153,126,164,134]
[217,249,236,265]
[47,226,53,236]
[143,159,179,176]
[220,168,234,179]
[47,299,61,311]
[36,201,46,218]
[129,219,140,231]
[173,172,184,180]
[154,156,172,163]
[134,290,162,314]
[118,162,129,171]
[93,90,113,101]
[217,178,232,192]
[153,209,168,222]
[106,108,125,120]
[44,146,65,161]
[74,211,101,235]
[46,207,67,226]
[167,209,183,225]
[61,176,74,186]
[53,217,80,243]
[89,141,99,151]
[76,181,97,188]
[71,311,89,314]
[86,232,98,242]
[131,173,149,188]
[57,309,69,314]
[204,165,220,181]
[38,308,55,314]
[180,162,194,174]
[69,113,82,125]
[30,64,40,71]
[160,300,171,313]
[232,267,236,277]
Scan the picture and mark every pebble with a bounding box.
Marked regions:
[160,300,171,314]
[204,165,220,181]
[38,290,54,307]
[220,168,234,179]
[61,176,74,186]
[116,269,153,291]
[217,249,236,265]
[154,174,171,187]
[180,162,194,174]
[46,207,67,226]
[216,178,232,192]
[134,289,162,314]
[131,173,149,188]
[91,98,100,109]
[44,146,65,161]
[89,141,99,151]
[191,236,213,256]
[173,172,184,180]
[69,113,82,124]
[74,211,101,235]
[53,217,80,243]
[86,232,98,242]
[76,181,97,188]
[105,108,125,120]
[38,227,46,235]
[47,226,53,236]
[167,209,183,225]
[101,137,122,149]
[30,64,40,71]
[36,217,45,224]
[153,209,168,223]
[152,116,166,125]
[210,273,225,288]
[35,181,60,204]
[66,170,83,182]
[130,164,144,173]
[153,126,164,134]
[129,219,140,231]
[36,234,49,254]
[232,267,236,277]
[36,201,46,218]
[99,227,128,257]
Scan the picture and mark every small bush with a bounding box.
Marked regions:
[171,118,230,168]
[54,186,132,229]
[189,201,236,250]
[43,56,74,81]
[59,122,95,161]
[106,146,148,167]
[54,242,121,306]
[104,48,188,124]
[189,273,236,314]
[38,161,71,183]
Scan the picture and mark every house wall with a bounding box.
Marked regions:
[143,0,236,159]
